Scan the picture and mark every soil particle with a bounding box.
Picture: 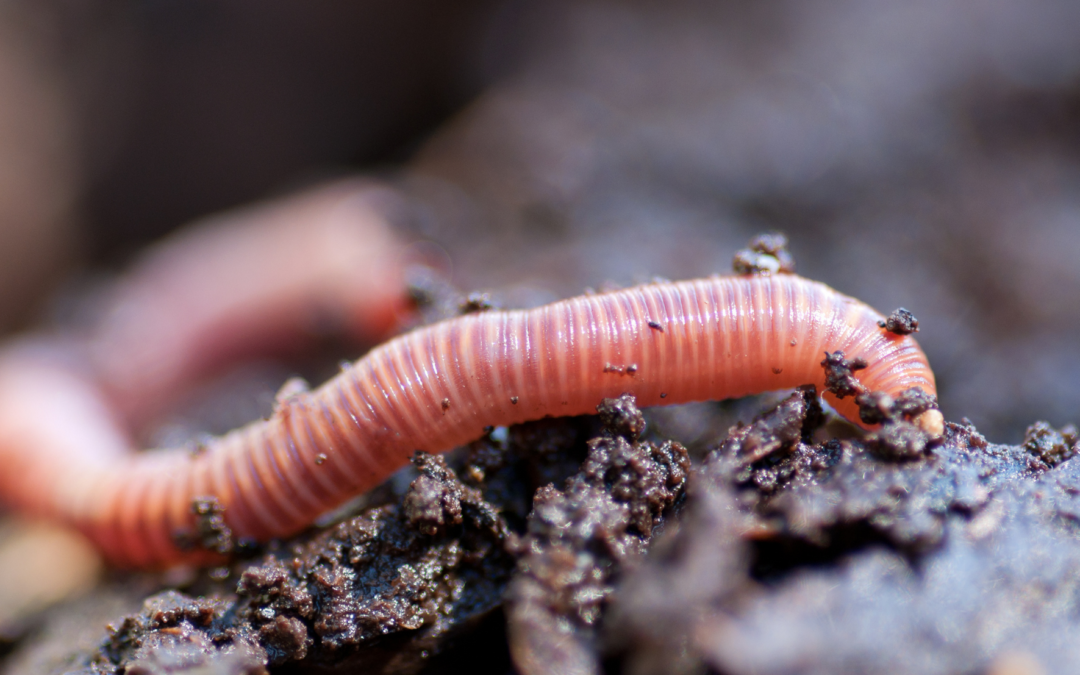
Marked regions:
[505,395,689,675]
[724,385,823,467]
[407,270,498,322]
[878,307,920,335]
[854,390,897,426]
[856,388,938,426]
[865,420,932,460]
[403,452,502,537]
[594,394,648,440]
[255,615,308,665]
[458,292,495,314]
[732,233,796,275]
[820,350,868,399]
[1021,421,1078,469]
[854,388,941,460]
[175,497,236,556]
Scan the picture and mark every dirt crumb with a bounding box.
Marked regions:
[724,385,823,467]
[820,351,868,399]
[603,362,638,375]
[732,233,796,275]
[174,497,235,556]
[878,308,920,335]
[866,420,931,460]
[596,394,647,440]
[857,387,938,426]
[1022,421,1078,469]
[459,291,495,314]
[403,452,500,537]
[853,388,939,460]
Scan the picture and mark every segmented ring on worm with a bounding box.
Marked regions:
[0,273,938,568]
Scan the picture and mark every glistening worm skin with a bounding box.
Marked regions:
[0,274,938,568]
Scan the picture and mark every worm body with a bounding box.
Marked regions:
[0,272,937,567]
[0,179,411,566]
[87,180,408,426]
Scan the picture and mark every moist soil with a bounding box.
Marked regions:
[9,383,1080,675]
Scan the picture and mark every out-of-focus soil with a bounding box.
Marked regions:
[4,0,1080,673]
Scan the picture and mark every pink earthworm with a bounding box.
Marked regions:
[0,230,940,568]
[86,179,410,426]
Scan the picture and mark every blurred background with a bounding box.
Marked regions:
[1,0,1079,443]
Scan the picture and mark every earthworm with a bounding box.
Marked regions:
[0,261,940,567]
[87,179,410,426]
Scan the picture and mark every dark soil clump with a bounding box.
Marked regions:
[1021,420,1078,469]
[878,308,920,335]
[505,395,690,675]
[821,350,868,398]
